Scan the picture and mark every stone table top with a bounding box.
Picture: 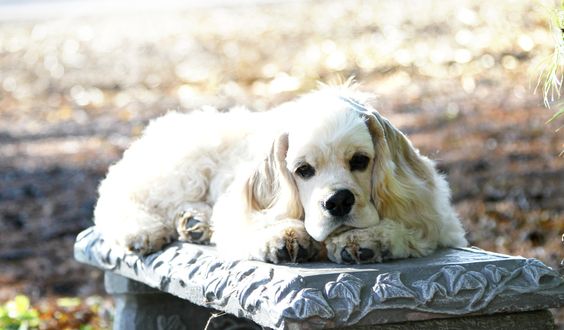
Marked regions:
[74,227,564,329]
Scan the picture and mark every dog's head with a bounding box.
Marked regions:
[245,88,439,242]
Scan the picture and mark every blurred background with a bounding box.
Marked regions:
[0,0,562,328]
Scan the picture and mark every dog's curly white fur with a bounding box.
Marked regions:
[94,87,467,264]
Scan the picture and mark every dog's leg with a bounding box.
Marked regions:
[213,218,322,264]
[121,225,176,255]
[324,218,438,264]
[95,200,177,255]
[174,202,213,244]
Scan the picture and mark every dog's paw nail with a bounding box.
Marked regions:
[177,216,211,244]
[186,217,200,228]
[185,218,203,241]
[358,248,374,261]
[189,230,203,241]
[129,246,142,254]
[128,242,147,255]
[340,248,355,264]
[296,245,309,262]
[381,249,392,260]
[275,247,292,263]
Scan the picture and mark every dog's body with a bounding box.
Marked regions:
[94,88,467,264]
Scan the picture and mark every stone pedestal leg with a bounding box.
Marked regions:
[104,272,261,330]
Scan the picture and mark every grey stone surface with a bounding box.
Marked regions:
[339,310,556,330]
[105,273,556,330]
[74,227,564,329]
[106,273,262,330]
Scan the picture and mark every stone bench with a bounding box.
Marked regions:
[74,227,564,329]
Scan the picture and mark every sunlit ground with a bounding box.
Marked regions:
[0,0,562,328]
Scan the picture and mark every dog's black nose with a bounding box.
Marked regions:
[323,189,355,217]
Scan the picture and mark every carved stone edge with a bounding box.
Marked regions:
[74,227,564,329]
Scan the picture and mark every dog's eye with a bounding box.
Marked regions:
[295,163,315,179]
[349,154,370,171]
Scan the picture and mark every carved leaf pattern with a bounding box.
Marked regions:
[203,271,232,305]
[372,272,416,303]
[237,267,272,312]
[411,279,447,303]
[482,264,510,284]
[74,227,564,330]
[411,266,488,307]
[270,276,304,305]
[324,273,364,321]
[509,259,558,291]
[279,288,334,320]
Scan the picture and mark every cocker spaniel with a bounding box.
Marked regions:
[94,86,467,264]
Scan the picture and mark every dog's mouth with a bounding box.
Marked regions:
[305,217,356,242]
[305,221,336,242]
[325,224,354,238]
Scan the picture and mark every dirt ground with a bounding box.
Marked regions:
[0,0,562,326]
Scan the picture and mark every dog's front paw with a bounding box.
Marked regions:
[261,220,321,264]
[176,211,212,244]
[123,231,174,255]
[325,228,390,264]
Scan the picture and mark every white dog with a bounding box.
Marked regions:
[94,86,467,264]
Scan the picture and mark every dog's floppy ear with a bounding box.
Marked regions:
[361,108,442,241]
[244,133,303,219]
[366,111,436,203]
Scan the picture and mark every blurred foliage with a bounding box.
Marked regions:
[536,0,564,126]
[0,295,111,330]
[0,295,40,330]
